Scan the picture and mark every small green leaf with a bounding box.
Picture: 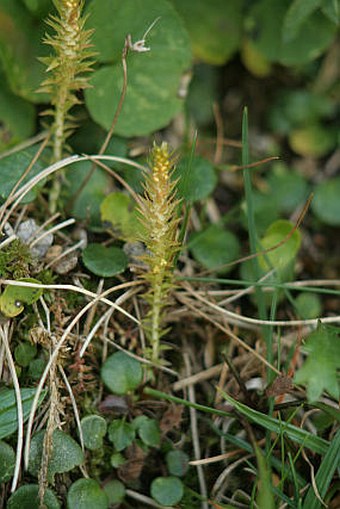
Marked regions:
[100,192,141,241]
[103,479,126,505]
[82,244,128,277]
[0,278,43,318]
[133,416,160,447]
[67,479,109,509]
[189,224,240,273]
[172,0,243,65]
[80,415,107,451]
[259,220,301,271]
[174,156,217,202]
[294,324,340,401]
[28,429,84,482]
[289,124,336,157]
[14,342,37,367]
[0,387,46,440]
[108,420,135,452]
[101,351,143,395]
[67,162,111,227]
[267,163,309,214]
[110,452,126,468]
[151,476,184,506]
[312,177,340,226]
[7,485,60,509]
[295,293,321,319]
[283,0,322,42]
[0,440,15,482]
[166,450,189,477]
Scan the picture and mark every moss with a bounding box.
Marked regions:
[0,239,33,279]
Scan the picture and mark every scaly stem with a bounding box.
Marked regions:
[138,142,181,363]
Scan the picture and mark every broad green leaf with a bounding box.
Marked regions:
[294,324,340,401]
[28,429,84,482]
[186,64,220,126]
[171,0,243,65]
[242,190,280,235]
[302,428,340,509]
[0,0,47,102]
[173,156,217,202]
[0,278,43,317]
[14,342,37,367]
[312,177,340,226]
[66,162,112,227]
[248,0,337,65]
[289,124,337,157]
[266,163,309,214]
[103,479,126,505]
[321,0,340,23]
[108,419,135,451]
[82,244,128,277]
[166,450,189,477]
[7,485,60,509]
[85,0,191,137]
[0,80,35,149]
[100,192,141,241]
[268,90,334,135]
[283,0,322,41]
[67,479,109,509]
[151,476,184,506]
[295,293,321,319]
[80,415,107,451]
[0,440,15,482]
[0,387,46,439]
[241,38,272,77]
[189,224,240,273]
[259,220,301,272]
[0,144,47,203]
[101,351,143,395]
[133,415,160,447]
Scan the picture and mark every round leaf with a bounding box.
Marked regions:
[85,0,191,137]
[67,479,109,509]
[133,416,160,447]
[7,484,60,509]
[289,124,336,158]
[28,429,84,482]
[267,164,309,214]
[0,440,15,482]
[100,192,141,240]
[166,450,189,477]
[14,342,37,367]
[82,244,128,277]
[101,351,142,395]
[81,415,107,451]
[312,177,340,226]
[0,278,43,317]
[108,420,135,452]
[151,476,184,506]
[171,0,243,65]
[103,479,126,505]
[67,162,111,227]
[174,156,217,202]
[259,220,301,271]
[189,224,240,273]
[295,293,321,320]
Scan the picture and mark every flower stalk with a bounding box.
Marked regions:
[39,0,95,207]
[138,142,181,363]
